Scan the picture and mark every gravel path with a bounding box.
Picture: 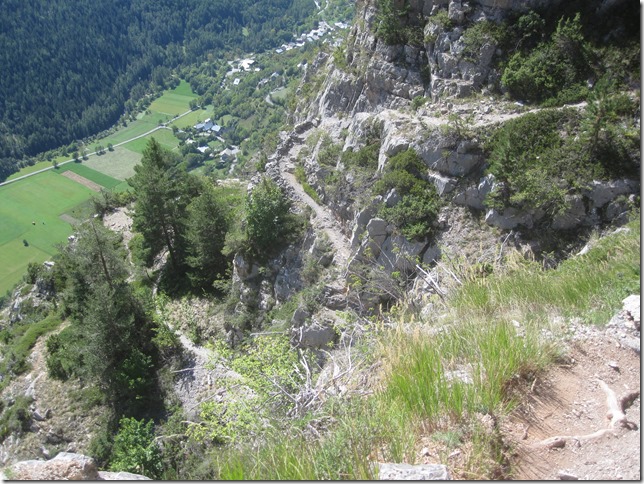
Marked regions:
[270,128,352,271]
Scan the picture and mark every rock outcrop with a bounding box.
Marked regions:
[377,462,450,480]
[3,452,150,480]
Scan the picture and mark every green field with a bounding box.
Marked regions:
[0,171,95,295]
[170,106,214,130]
[123,128,179,154]
[82,147,142,181]
[1,81,200,294]
[57,163,122,189]
[6,161,54,181]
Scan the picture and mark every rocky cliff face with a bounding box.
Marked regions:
[277,0,640,311]
[302,0,565,121]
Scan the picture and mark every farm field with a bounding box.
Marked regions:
[0,171,96,295]
[149,81,197,116]
[82,147,142,181]
[123,128,179,154]
[57,163,122,189]
[170,106,214,130]
[0,81,201,295]
[6,161,53,181]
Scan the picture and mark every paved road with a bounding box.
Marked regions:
[0,109,194,187]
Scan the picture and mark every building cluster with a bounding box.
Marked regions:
[275,20,348,53]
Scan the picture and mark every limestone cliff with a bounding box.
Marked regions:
[272,0,640,310]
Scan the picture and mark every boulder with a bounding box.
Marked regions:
[552,195,586,230]
[350,199,381,248]
[378,463,450,480]
[365,218,390,256]
[98,471,151,480]
[233,253,259,280]
[8,453,100,480]
[377,235,428,272]
[291,307,311,326]
[384,188,401,207]
[453,173,495,210]
[584,179,638,208]
[428,173,456,196]
[292,320,337,349]
[485,207,533,230]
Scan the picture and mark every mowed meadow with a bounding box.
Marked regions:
[0,81,204,296]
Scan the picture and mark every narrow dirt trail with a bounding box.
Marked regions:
[270,128,352,271]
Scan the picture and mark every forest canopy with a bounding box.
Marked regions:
[0,0,316,180]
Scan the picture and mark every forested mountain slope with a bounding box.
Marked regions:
[0,0,639,480]
[0,0,316,179]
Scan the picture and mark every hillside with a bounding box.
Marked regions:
[0,0,640,480]
[0,0,317,180]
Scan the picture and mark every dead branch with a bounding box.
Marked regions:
[532,380,640,449]
[435,261,462,287]
[171,366,202,373]
[416,264,447,297]
[496,230,513,264]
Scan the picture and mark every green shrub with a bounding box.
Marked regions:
[486,93,639,215]
[341,142,380,170]
[110,417,163,479]
[411,95,428,111]
[0,314,62,384]
[0,395,33,442]
[375,0,424,46]
[374,150,441,240]
[461,20,507,61]
[501,14,591,104]
[485,109,590,214]
[46,326,84,381]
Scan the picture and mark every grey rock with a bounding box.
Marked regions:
[557,470,579,480]
[584,179,638,208]
[366,218,390,248]
[378,235,428,272]
[552,195,586,230]
[293,320,337,349]
[99,471,152,480]
[622,294,640,328]
[292,307,311,326]
[378,463,450,480]
[384,188,401,207]
[351,201,381,248]
[429,173,456,196]
[422,245,442,264]
[9,453,100,481]
[233,254,259,280]
[485,208,533,230]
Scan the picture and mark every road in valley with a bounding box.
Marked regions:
[0,109,194,187]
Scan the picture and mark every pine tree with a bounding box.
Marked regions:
[128,138,192,274]
[185,183,240,290]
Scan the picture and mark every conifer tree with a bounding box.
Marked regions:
[128,138,192,274]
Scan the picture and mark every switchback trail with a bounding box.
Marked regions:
[268,126,352,272]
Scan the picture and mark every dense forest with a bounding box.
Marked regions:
[0,0,316,180]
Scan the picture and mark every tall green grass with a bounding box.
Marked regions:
[187,217,640,480]
[210,398,415,480]
[453,218,640,324]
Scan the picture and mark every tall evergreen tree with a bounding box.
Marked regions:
[50,221,156,414]
[185,183,240,290]
[128,138,193,274]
